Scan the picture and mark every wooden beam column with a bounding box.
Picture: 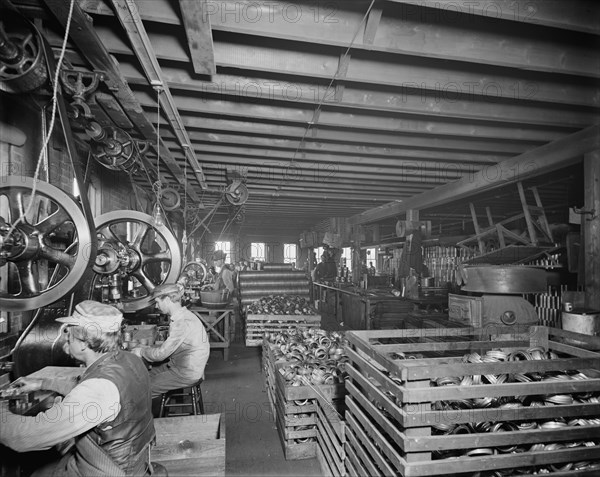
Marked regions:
[352,226,363,284]
[584,151,600,310]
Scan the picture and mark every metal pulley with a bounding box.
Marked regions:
[0,176,95,311]
[0,12,47,93]
[86,122,143,174]
[160,187,181,211]
[91,211,182,312]
[224,182,249,205]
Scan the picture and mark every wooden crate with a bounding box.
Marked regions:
[263,347,345,460]
[344,326,600,477]
[316,394,346,477]
[151,414,225,476]
[245,313,321,346]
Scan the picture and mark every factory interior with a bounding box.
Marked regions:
[1,0,600,476]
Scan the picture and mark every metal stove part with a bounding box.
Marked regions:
[0,176,94,311]
[91,211,182,312]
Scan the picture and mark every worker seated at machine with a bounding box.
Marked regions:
[132,283,210,415]
[0,300,155,477]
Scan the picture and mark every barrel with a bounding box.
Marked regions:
[200,289,231,309]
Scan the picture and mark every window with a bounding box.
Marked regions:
[315,246,324,261]
[215,241,232,264]
[284,243,297,265]
[251,242,265,262]
[341,247,352,271]
[366,247,377,269]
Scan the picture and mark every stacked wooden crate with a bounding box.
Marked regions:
[316,392,346,477]
[246,313,321,346]
[344,326,600,476]
[261,335,346,460]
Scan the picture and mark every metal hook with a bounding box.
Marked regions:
[572,207,596,221]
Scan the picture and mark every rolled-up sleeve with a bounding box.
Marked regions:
[141,320,186,362]
[0,378,120,452]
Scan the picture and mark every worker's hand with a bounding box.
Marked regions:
[0,377,43,397]
[131,347,144,358]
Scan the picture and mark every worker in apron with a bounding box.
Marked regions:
[0,301,155,476]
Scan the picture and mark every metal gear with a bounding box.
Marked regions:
[92,211,182,312]
[0,176,94,311]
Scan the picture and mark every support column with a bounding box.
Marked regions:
[352,225,363,283]
[584,152,600,309]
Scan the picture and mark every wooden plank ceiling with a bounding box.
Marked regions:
[7,0,600,239]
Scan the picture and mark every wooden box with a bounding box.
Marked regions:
[262,340,345,461]
[316,393,346,477]
[344,326,600,476]
[151,414,225,476]
[245,313,321,347]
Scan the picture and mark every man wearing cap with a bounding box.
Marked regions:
[132,283,210,407]
[212,249,235,293]
[0,300,155,476]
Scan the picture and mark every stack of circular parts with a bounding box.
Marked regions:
[418,346,600,469]
[238,270,310,306]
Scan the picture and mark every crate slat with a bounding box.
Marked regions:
[343,325,600,476]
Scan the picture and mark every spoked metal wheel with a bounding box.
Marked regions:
[181,261,208,283]
[92,211,182,312]
[0,176,94,311]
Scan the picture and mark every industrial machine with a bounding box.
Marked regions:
[452,265,544,330]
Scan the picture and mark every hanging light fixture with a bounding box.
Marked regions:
[151,82,164,228]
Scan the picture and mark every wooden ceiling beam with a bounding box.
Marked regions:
[161,138,502,166]
[83,8,600,80]
[132,90,583,138]
[165,131,511,164]
[114,51,600,109]
[387,0,600,35]
[178,0,216,76]
[117,64,598,127]
[162,116,546,152]
[347,125,600,225]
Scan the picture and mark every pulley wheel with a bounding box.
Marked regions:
[160,188,181,211]
[181,261,208,283]
[0,19,47,93]
[92,211,182,312]
[0,176,94,311]
[225,183,249,205]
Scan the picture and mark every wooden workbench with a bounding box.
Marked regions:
[189,306,233,360]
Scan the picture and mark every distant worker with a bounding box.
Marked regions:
[212,249,235,293]
[369,262,376,276]
[312,253,337,282]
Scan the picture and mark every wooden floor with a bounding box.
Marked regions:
[203,328,324,476]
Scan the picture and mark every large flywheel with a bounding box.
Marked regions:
[91,211,182,312]
[0,176,94,311]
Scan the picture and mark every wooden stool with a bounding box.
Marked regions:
[159,380,204,417]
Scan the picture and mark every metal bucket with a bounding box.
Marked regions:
[562,310,600,335]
